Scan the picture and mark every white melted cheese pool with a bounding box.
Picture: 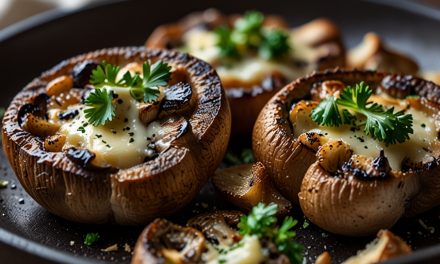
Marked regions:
[294,96,438,170]
[203,235,266,264]
[182,29,317,85]
[57,87,162,169]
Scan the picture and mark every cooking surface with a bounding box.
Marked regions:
[1,0,440,263]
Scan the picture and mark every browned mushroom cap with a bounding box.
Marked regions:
[2,47,231,225]
[253,69,440,235]
[342,230,411,264]
[187,210,243,248]
[212,162,292,216]
[347,33,419,74]
[132,218,206,264]
[146,10,346,136]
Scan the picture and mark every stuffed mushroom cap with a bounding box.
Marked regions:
[2,47,231,225]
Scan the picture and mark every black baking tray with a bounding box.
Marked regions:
[1,0,440,263]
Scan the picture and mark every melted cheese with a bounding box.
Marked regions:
[182,29,317,86]
[59,87,163,169]
[203,235,267,264]
[295,96,438,170]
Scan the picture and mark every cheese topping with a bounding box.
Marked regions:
[203,235,267,264]
[182,29,318,87]
[294,96,438,170]
[58,87,163,169]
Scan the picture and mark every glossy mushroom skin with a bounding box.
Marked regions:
[145,9,346,136]
[2,47,231,225]
[253,69,440,236]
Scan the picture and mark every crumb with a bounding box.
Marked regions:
[124,243,131,253]
[70,241,75,246]
[101,244,118,252]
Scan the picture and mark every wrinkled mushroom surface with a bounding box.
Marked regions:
[2,47,231,225]
[146,9,345,135]
[253,69,440,236]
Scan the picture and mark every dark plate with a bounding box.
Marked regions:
[1,0,440,263]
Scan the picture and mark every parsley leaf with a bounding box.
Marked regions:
[90,62,123,87]
[214,11,291,60]
[84,232,100,246]
[85,60,171,126]
[311,82,413,144]
[238,203,303,264]
[238,203,278,237]
[84,89,115,126]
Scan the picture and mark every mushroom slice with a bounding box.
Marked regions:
[315,252,332,264]
[160,82,193,115]
[343,230,411,264]
[348,33,419,74]
[187,211,242,247]
[132,219,206,264]
[138,101,161,125]
[213,162,292,215]
[317,140,352,174]
[21,113,60,137]
[310,80,345,101]
[44,133,66,152]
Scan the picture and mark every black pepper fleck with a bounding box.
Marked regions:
[129,138,134,143]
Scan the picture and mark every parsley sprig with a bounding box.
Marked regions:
[238,203,303,264]
[311,82,413,144]
[84,61,171,126]
[84,232,100,246]
[215,11,291,60]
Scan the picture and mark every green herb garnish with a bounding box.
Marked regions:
[84,89,115,126]
[238,203,303,264]
[84,61,171,126]
[214,11,291,60]
[84,232,100,246]
[311,82,413,144]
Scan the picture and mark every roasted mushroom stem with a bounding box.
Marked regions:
[132,218,206,264]
[212,162,292,216]
[348,32,419,74]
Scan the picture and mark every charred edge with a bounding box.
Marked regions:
[17,93,50,126]
[58,109,79,120]
[381,74,440,102]
[71,60,99,88]
[65,147,96,169]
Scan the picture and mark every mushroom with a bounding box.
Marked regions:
[2,47,231,225]
[348,33,419,74]
[212,162,292,216]
[132,218,207,264]
[314,230,411,264]
[343,230,411,264]
[253,69,440,236]
[146,9,346,136]
[187,210,243,247]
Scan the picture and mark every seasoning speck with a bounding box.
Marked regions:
[18,198,25,204]
[129,138,134,143]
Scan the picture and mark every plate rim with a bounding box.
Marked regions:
[1,0,440,263]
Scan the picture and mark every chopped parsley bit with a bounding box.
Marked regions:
[302,219,310,229]
[95,134,102,138]
[129,138,134,143]
[421,123,426,128]
[106,145,111,148]
[364,146,368,149]
[0,179,9,189]
[128,132,134,137]
[102,140,107,144]
[238,203,303,264]
[84,232,100,246]
[77,126,86,133]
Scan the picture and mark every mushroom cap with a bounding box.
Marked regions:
[253,69,440,235]
[2,47,231,225]
[145,9,346,136]
[132,218,206,264]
